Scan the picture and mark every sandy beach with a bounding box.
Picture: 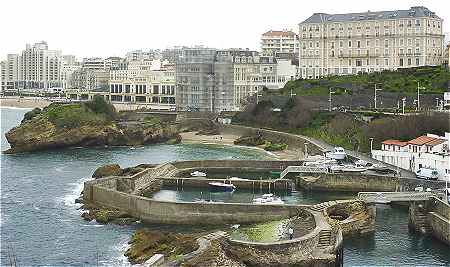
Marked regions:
[0,96,52,109]
[180,131,302,160]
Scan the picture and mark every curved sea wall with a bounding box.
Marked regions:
[84,177,304,225]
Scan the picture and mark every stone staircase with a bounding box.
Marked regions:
[203,231,229,241]
[317,230,332,249]
[309,201,334,212]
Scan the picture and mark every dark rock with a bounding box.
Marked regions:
[92,164,122,178]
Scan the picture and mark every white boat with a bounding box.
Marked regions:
[253,193,285,205]
[341,165,368,172]
[325,147,346,160]
[190,171,207,177]
[303,159,337,166]
[208,182,235,192]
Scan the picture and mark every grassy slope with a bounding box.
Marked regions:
[281,66,450,96]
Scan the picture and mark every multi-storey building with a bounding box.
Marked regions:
[261,30,299,56]
[175,47,230,112]
[1,54,21,91]
[82,58,108,71]
[1,42,64,92]
[371,133,450,181]
[298,6,445,79]
[175,48,298,112]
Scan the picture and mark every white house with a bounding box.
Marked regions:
[372,133,450,181]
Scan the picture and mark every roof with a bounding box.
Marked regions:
[300,6,441,24]
[408,136,444,146]
[382,140,408,146]
[262,30,297,38]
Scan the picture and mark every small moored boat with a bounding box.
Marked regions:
[253,193,284,205]
[325,147,346,160]
[191,171,207,177]
[341,165,368,172]
[208,182,236,192]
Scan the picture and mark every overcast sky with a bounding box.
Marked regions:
[1,0,449,60]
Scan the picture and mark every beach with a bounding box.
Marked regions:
[179,131,302,160]
[0,96,52,109]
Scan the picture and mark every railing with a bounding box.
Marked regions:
[358,191,435,203]
[280,165,328,179]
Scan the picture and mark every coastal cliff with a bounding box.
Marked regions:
[5,97,180,153]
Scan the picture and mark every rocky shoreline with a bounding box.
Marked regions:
[4,99,182,153]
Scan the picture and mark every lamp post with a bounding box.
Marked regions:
[256,91,263,104]
[328,87,336,112]
[402,97,406,115]
[304,142,309,159]
[369,138,374,158]
[374,83,382,110]
[435,98,440,110]
[416,81,425,111]
[290,89,296,98]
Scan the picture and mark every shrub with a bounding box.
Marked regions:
[84,95,117,120]
[264,141,288,151]
[46,103,107,128]
[22,108,42,122]
[143,116,161,126]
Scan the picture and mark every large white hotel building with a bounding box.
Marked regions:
[298,6,445,79]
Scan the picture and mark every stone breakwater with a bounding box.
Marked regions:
[82,160,378,266]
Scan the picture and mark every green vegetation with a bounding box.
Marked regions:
[263,141,288,151]
[234,97,449,153]
[143,115,161,126]
[22,108,42,122]
[281,66,450,96]
[230,219,288,242]
[43,96,117,128]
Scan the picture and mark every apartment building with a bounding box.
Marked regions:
[175,47,298,111]
[1,41,64,92]
[261,30,299,55]
[372,133,450,181]
[298,6,445,79]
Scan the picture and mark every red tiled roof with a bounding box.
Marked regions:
[262,30,297,37]
[425,138,446,146]
[408,136,439,146]
[382,140,408,146]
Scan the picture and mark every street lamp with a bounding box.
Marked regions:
[328,87,336,112]
[416,81,425,111]
[402,97,406,115]
[290,89,297,98]
[435,98,440,110]
[256,91,263,104]
[369,138,374,158]
[374,83,382,110]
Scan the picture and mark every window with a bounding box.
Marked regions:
[357,41,361,48]
[356,60,362,67]
[416,58,420,65]
[348,40,352,47]
[399,58,403,66]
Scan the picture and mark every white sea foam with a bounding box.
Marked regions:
[60,177,91,210]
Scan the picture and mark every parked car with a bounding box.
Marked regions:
[415,167,439,180]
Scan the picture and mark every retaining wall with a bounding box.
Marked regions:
[221,124,324,156]
[297,173,446,192]
[428,197,450,245]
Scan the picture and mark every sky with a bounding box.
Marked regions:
[1,0,449,60]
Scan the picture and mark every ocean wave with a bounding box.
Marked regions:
[60,177,91,210]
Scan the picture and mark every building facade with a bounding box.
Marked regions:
[371,133,450,181]
[299,6,445,79]
[1,41,64,92]
[261,30,299,56]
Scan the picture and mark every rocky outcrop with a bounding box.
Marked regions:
[5,108,180,153]
[125,229,200,265]
[92,164,123,178]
